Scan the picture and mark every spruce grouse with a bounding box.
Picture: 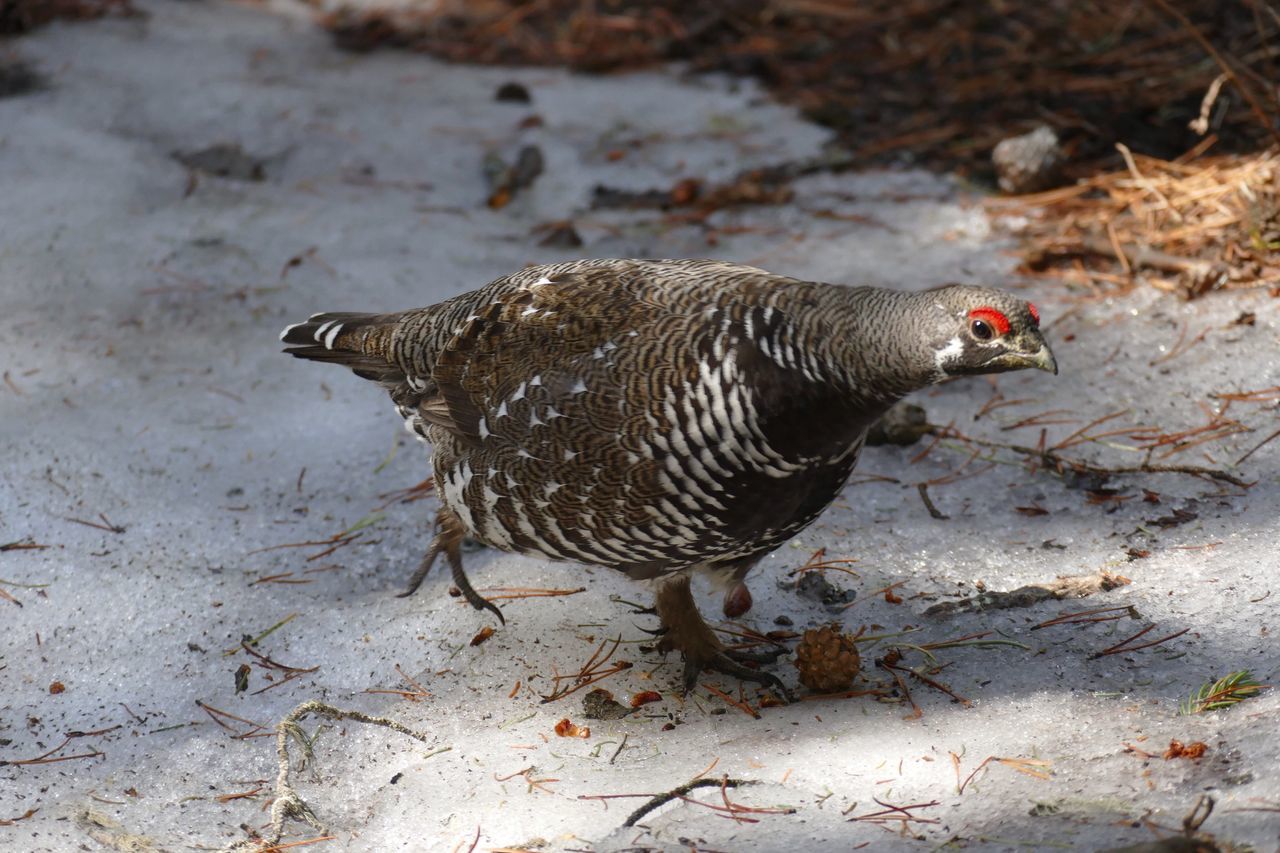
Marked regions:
[281,258,1056,696]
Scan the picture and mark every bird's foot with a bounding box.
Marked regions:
[674,648,792,701]
[449,560,505,626]
[653,574,791,703]
[721,646,787,666]
[395,510,504,625]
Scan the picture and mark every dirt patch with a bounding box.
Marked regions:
[924,570,1132,617]
[315,0,1280,181]
[0,0,133,35]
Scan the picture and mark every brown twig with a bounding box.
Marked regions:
[255,835,337,851]
[241,642,321,675]
[246,534,361,557]
[477,586,587,600]
[1031,605,1138,630]
[933,424,1251,487]
[786,547,860,577]
[842,580,906,610]
[493,765,559,794]
[848,798,941,824]
[252,572,314,586]
[196,700,268,738]
[63,514,126,534]
[1,540,50,552]
[702,682,761,719]
[0,808,38,826]
[621,777,756,827]
[916,483,949,520]
[373,477,435,511]
[0,734,105,767]
[1051,410,1131,451]
[1089,625,1190,659]
[880,659,971,706]
[1236,426,1280,465]
[956,756,1052,794]
[540,636,632,703]
[881,665,922,720]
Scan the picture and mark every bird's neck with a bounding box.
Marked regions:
[810,285,943,410]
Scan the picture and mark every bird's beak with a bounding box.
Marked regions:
[1022,341,1058,375]
[988,338,1058,375]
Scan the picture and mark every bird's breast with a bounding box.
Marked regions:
[428,329,866,571]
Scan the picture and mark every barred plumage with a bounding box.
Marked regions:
[282,258,1056,696]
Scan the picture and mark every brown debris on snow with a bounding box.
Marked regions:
[925,570,1131,617]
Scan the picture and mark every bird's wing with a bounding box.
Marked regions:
[429,271,645,447]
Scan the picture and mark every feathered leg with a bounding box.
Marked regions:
[654,573,789,700]
[397,508,504,625]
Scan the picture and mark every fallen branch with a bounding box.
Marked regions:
[223,700,433,852]
[930,424,1250,488]
[622,777,755,827]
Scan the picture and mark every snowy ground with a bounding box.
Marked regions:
[1,2,1278,851]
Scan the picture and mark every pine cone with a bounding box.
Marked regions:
[794,624,861,693]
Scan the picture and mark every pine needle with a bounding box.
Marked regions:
[1179,670,1264,715]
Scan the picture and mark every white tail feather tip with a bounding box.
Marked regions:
[312,320,336,342]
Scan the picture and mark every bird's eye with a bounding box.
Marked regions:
[967,307,1011,339]
[970,318,994,341]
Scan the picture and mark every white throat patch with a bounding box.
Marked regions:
[933,335,964,374]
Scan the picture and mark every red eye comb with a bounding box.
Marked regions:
[968,307,1011,336]
[1028,303,1040,325]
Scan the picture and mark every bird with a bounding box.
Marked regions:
[281,258,1056,697]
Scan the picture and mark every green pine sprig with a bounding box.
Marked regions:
[1179,670,1264,715]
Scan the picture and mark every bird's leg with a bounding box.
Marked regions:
[653,574,790,701]
[396,545,439,598]
[396,508,505,625]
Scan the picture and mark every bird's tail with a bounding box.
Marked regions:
[280,311,406,387]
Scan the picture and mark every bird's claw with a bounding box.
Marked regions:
[722,646,787,665]
[681,652,793,703]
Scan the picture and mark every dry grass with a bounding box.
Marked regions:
[996,142,1280,297]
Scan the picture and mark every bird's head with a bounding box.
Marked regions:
[923,285,1057,379]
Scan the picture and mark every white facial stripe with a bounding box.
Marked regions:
[934,335,964,372]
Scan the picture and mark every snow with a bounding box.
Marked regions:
[1,1,1278,850]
